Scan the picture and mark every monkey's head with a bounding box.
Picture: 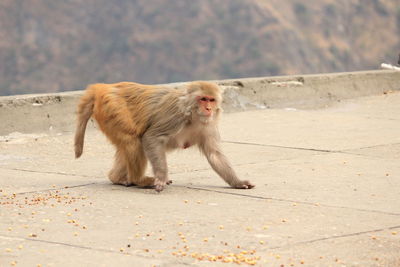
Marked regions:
[186,81,222,123]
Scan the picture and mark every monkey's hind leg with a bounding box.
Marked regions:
[125,142,155,188]
[108,148,132,186]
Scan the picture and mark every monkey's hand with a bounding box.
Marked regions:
[233,180,255,189]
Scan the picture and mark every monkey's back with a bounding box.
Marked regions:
[88,82,187,145]
[89,82,156,144]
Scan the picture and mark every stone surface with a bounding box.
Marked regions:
[0,91,400,266]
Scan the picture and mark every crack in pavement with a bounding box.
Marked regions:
[268,224,400,250]
[12,182,100,195]
[7,178,399,219]
[347,142,400,150]
[223,140,400,156]
[223,140,336,153]
[2,225,399,257]
[0,234,147,258]
[183,186,400,217]
[0,167,100,179]
[3,167,399,217]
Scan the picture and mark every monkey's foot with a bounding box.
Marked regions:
[233,180,255,189]
[154,179,168,192]
[136,176,156,188]
[110,179,135,186]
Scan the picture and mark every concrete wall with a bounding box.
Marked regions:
[0,70,399,136]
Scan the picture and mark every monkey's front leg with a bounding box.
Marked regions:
[200,141,254,189]
[142,135,170,192]
[208,151,254,189]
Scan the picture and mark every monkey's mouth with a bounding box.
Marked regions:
[198,111,213,118]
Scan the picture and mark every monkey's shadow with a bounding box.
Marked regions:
[107,183,234,194]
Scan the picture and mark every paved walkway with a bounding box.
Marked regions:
[1,92,399,266]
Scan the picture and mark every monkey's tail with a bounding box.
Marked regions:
[74,86,95,158]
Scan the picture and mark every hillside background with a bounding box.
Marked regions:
[0,0,399,95]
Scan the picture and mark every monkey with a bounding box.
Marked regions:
[74,81,254,192]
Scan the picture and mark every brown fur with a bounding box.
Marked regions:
[74,81,254,192]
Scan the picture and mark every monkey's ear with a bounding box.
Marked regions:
[185,83,200,95]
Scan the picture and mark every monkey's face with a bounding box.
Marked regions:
[196,95,217,118]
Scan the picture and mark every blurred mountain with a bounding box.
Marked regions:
[0,0,399,95]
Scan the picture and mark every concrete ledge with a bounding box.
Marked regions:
[0,70,399,136]
[219,70,400,111]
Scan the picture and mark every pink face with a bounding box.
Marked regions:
[197,95,216,117]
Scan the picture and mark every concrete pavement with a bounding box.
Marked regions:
[1,91,400,266]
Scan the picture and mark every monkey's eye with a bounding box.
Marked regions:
[200,97,208,102]
[209,98,215,102]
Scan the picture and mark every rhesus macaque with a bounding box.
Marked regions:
[74,81,254,192]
